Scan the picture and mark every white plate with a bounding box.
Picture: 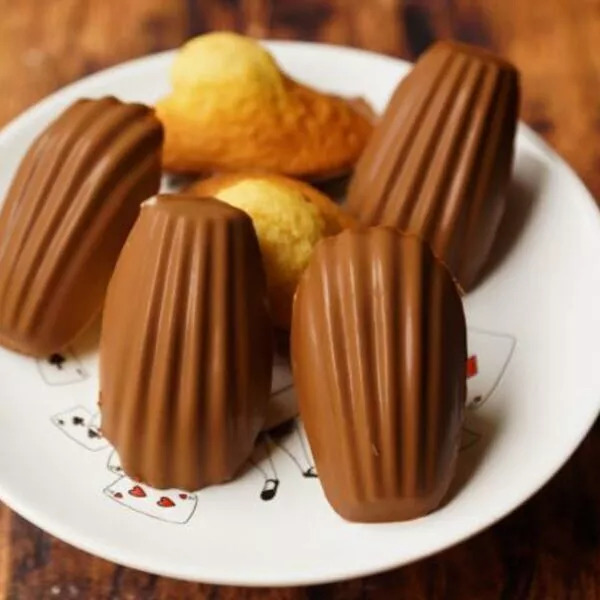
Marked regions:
[0,41,599,587]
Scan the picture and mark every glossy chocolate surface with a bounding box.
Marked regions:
[347,41,520,290]
[0,97,162,356]
[292,228,466,522]
[100,195,273,491]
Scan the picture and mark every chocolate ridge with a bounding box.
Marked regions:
[100,195,273,490]
[347,41,520,290]
[292,228,466,522]
[0,97,162,355]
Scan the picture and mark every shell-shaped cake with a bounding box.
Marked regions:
[0,97,163,356]
[347,41,520,290]
[100,195,273,491]
[292,228,466,522]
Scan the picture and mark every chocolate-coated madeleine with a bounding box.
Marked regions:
[0,97,162,356]
[347,41,520,290]
[292,228,466,522]
[100,195,273,491]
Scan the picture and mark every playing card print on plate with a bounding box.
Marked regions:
[106,449,125,476]
[37,350,88,386]
[466,328,516,408]
[51,406,108,451]
[104,476,198,524]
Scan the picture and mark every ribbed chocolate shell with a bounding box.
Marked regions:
[347,41,520,290]
[291,228,466,522]
[0,97,163,356]
[100,195,273,491]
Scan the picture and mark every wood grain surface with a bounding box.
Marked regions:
[0,1,599,598]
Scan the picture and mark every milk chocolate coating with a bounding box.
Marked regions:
[347,41,520,290]
[0,97,162,356]
[100,195,273,491]
[292,228,466,522]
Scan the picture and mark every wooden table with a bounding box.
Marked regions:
[0,1,598,598]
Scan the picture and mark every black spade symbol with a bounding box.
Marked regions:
[48,353,66,370]
[303,466,318,478]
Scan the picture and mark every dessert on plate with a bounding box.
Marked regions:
[156,32,373,180]
[0,33,522,523]
[347,40,520,290]
[292,228,466,522]
[0,97,162,356]
[187,172,356,329]
[187,171,356,235]
[99,195,272,491]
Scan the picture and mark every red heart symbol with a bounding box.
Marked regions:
[114,492,123,499]
[128,485,146,498]
[179,493,188,499]
[466,355,478,378]
[157,496,175,508]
